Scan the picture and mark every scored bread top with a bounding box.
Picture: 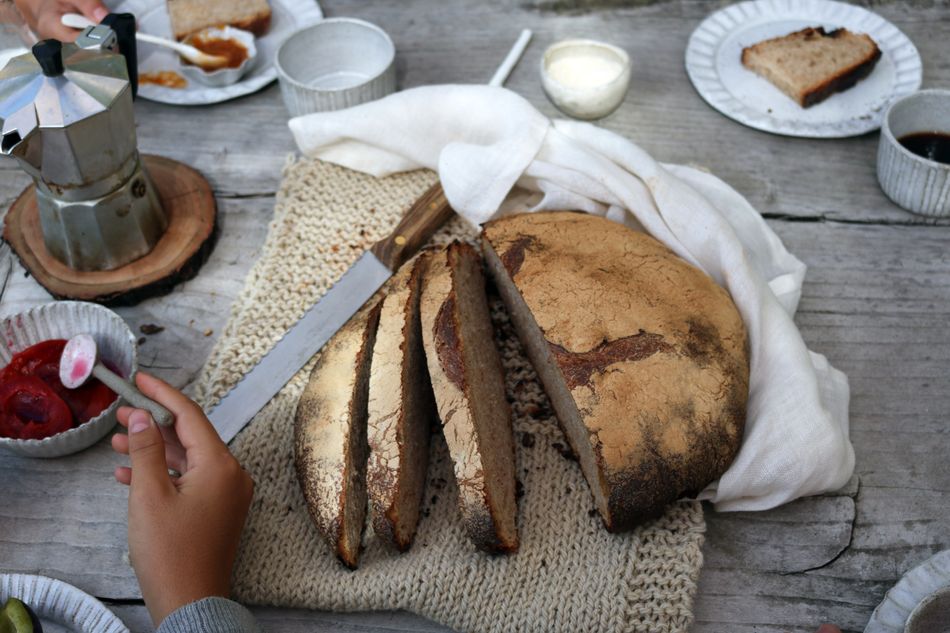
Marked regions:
[482,211,749,529]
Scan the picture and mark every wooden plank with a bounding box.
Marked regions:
[2,2,950,632]
[694,219,950,633]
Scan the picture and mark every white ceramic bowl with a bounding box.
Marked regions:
[0,301,136,458]
[877,89,950,217]
[0,574,128,633]
[275,17,396,117]
[180,26,257,88]
[541,38,631,120]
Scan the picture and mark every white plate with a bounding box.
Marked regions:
[865,550,950,633]
[115,0,322,105]
[685,0,922,138]
[0,574,128,633]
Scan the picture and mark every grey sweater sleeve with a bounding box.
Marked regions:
[156,597,262,633]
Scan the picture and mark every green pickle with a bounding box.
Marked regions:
[0,598,43,633]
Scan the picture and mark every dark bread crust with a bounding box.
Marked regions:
[294,300,382,569]
[231,13,271,36]
[482,211,749,533]
[801,42,881,107]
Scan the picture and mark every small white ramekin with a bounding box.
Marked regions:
[180,26,257,87]
[877,89,950,217]
[275,17,396,117]
[0,301,136,458]
[541,39,631,120]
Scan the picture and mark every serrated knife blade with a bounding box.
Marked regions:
[208,251,391,443]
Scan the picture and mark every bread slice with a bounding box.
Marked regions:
[481,212,749,532]
[421,242,518,553]
[167,0,272,40]
[741,27,881,108]
[366,254,437,551]
[294,299,382,569]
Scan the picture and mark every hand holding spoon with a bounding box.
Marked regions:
[60,334,174,427]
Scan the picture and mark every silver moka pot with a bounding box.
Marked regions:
[0,14,167,272]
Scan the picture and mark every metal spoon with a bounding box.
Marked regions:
[61,13,228,68]
[60,333,174,427]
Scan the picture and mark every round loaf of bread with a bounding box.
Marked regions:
[481,211,749,531]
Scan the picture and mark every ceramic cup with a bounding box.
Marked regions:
[877,89,950,217]
[275,17,396,117]
[905,586,950,633]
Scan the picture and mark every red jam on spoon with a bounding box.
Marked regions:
[0,339,117,440]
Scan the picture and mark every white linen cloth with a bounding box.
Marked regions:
[288,85,854,513]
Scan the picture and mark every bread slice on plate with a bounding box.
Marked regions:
[741,27,881,108]
[294,299,383,569]
[421,241,519,554]
[366,254,437,551]
[481,212,749,532]
[167,0,272,40]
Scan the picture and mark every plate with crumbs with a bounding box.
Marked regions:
[114,0,322,105]
[685,0,921,138]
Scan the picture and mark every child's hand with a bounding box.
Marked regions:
[111,373,254,626]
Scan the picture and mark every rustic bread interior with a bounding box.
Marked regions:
[422,242,518,553]
[366,254,436,551]
[741,27,881,107]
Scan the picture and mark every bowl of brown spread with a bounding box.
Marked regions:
[180,25,257,87]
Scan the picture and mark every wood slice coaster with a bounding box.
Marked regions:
[2,155,217,306]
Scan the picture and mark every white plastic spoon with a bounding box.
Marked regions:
[61,13,227,67]
[60,333,174,428]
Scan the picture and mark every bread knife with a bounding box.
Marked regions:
[208,30,532,443]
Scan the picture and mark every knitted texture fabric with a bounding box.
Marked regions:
[193,158,706,633]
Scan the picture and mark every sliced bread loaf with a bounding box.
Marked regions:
[167,0,272,40]
[294,299,383,569]
[741,27,881,108]
[481,212,749,532]
[366,254,437,551]
[421,241,518,553]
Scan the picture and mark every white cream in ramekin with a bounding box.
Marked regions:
[541,39,631,120]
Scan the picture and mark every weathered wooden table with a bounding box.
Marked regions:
[2,1,949,631]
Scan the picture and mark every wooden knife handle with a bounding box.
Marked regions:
[371,181,455,271]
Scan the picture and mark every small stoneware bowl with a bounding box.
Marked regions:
[877,89,950,217]
[0,301,136,458]
[541,38,631,120]
[905,586,950,633]
[179,26,257,87]
[275,17,396,117]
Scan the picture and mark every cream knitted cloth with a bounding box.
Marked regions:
[193,158,705,633]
